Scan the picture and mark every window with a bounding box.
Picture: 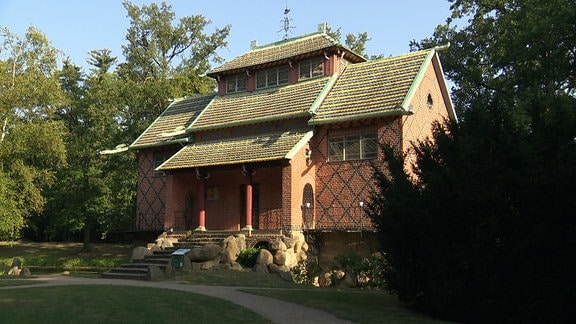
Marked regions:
[153,153,169,177]
[255,66,289,89]
[329,134,378,161]
[299,57,323,80]
[226,74,247,93]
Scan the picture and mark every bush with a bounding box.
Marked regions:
[237,247,261,268]
[291,259,322,286]
[331,252,385,289]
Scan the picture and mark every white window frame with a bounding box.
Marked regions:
[328,134,378,161]
[256,66,289,89]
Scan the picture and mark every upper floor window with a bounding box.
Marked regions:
[256,66,289,89]
[299,57,323,80]
[329,134,378,161]
[226,74,247,93]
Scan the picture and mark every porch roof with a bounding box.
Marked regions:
[157,128,313,171]
[309,49,433,124]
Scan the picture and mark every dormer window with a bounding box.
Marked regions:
[226,74,247,93]
[299,57,323,80]
[256,66,289,89]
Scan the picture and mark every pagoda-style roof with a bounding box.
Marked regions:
[157,128,313,170]
[310,49,437,124]
[207,32,365,77]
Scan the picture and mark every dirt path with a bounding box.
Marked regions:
[0,273,354,324]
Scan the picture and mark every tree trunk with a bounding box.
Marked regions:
[82,218,92,252]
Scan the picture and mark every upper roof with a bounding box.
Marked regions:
[190,76,330,131]
[207,32,365,77]
[310,50,433,124]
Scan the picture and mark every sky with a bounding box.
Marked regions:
[0,0,453,72]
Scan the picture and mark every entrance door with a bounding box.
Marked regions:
[240,184,260,229]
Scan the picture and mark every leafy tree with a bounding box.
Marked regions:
[0,26,67,241]
[325,26,384,60]
[368,0,576,322]
[118,1,230,138]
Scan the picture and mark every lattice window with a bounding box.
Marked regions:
[226,74,247,93]
[256,66,289,89]
[299,57,323,80]
[328,134,377,161]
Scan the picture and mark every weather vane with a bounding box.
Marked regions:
[279,1,295,40]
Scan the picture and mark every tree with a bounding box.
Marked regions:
[325,26,384,60]
[0,26,67,241]
[117,1,230,138]
[368,0,576,322]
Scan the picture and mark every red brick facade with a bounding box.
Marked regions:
[132,31,455,234]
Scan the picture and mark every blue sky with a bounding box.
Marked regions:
[0,0,453,71]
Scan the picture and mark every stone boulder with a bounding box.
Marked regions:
[8,266,20,276]
[279,270,295,282]
[130,246,151,262]
[148,265,163,280]
[11,257,22,269]
[273,250,287,266]
[281,236,294,249]
[235,234,247,251]
[268,263,289,273]
[252,263,269,273]
[269,238,287,252]
[188,244,222,262]
[221,236,241,262]
[256,249,273,266]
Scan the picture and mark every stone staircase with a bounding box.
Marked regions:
[101,249,174,280]
[100,230,283,280]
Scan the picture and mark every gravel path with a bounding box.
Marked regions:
[0,274,354,324]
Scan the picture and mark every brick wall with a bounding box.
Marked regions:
[311,118,402,230]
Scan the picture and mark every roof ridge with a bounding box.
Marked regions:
[251,31,339,52]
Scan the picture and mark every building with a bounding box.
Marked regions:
[129,24,456,261]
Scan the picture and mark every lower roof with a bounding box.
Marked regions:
[157,128,314,171]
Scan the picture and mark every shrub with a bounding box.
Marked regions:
[291,259,322,286]
[331,252,385,289]
[237,247,261,268]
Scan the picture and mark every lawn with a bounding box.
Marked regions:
[1,241,451,323]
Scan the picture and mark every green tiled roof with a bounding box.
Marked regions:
[130,95,215,148]
[310,50,432,124]
[190,77,330,130]
[208,33,343,75]
[158,129,313,170]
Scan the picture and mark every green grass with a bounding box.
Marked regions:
[0,241,451,323]
[0,285,271,323]
[241,288,451,324]
[0,241,130,273]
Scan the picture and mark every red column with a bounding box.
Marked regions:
[244,175,253,230]
[196,177,206,231]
